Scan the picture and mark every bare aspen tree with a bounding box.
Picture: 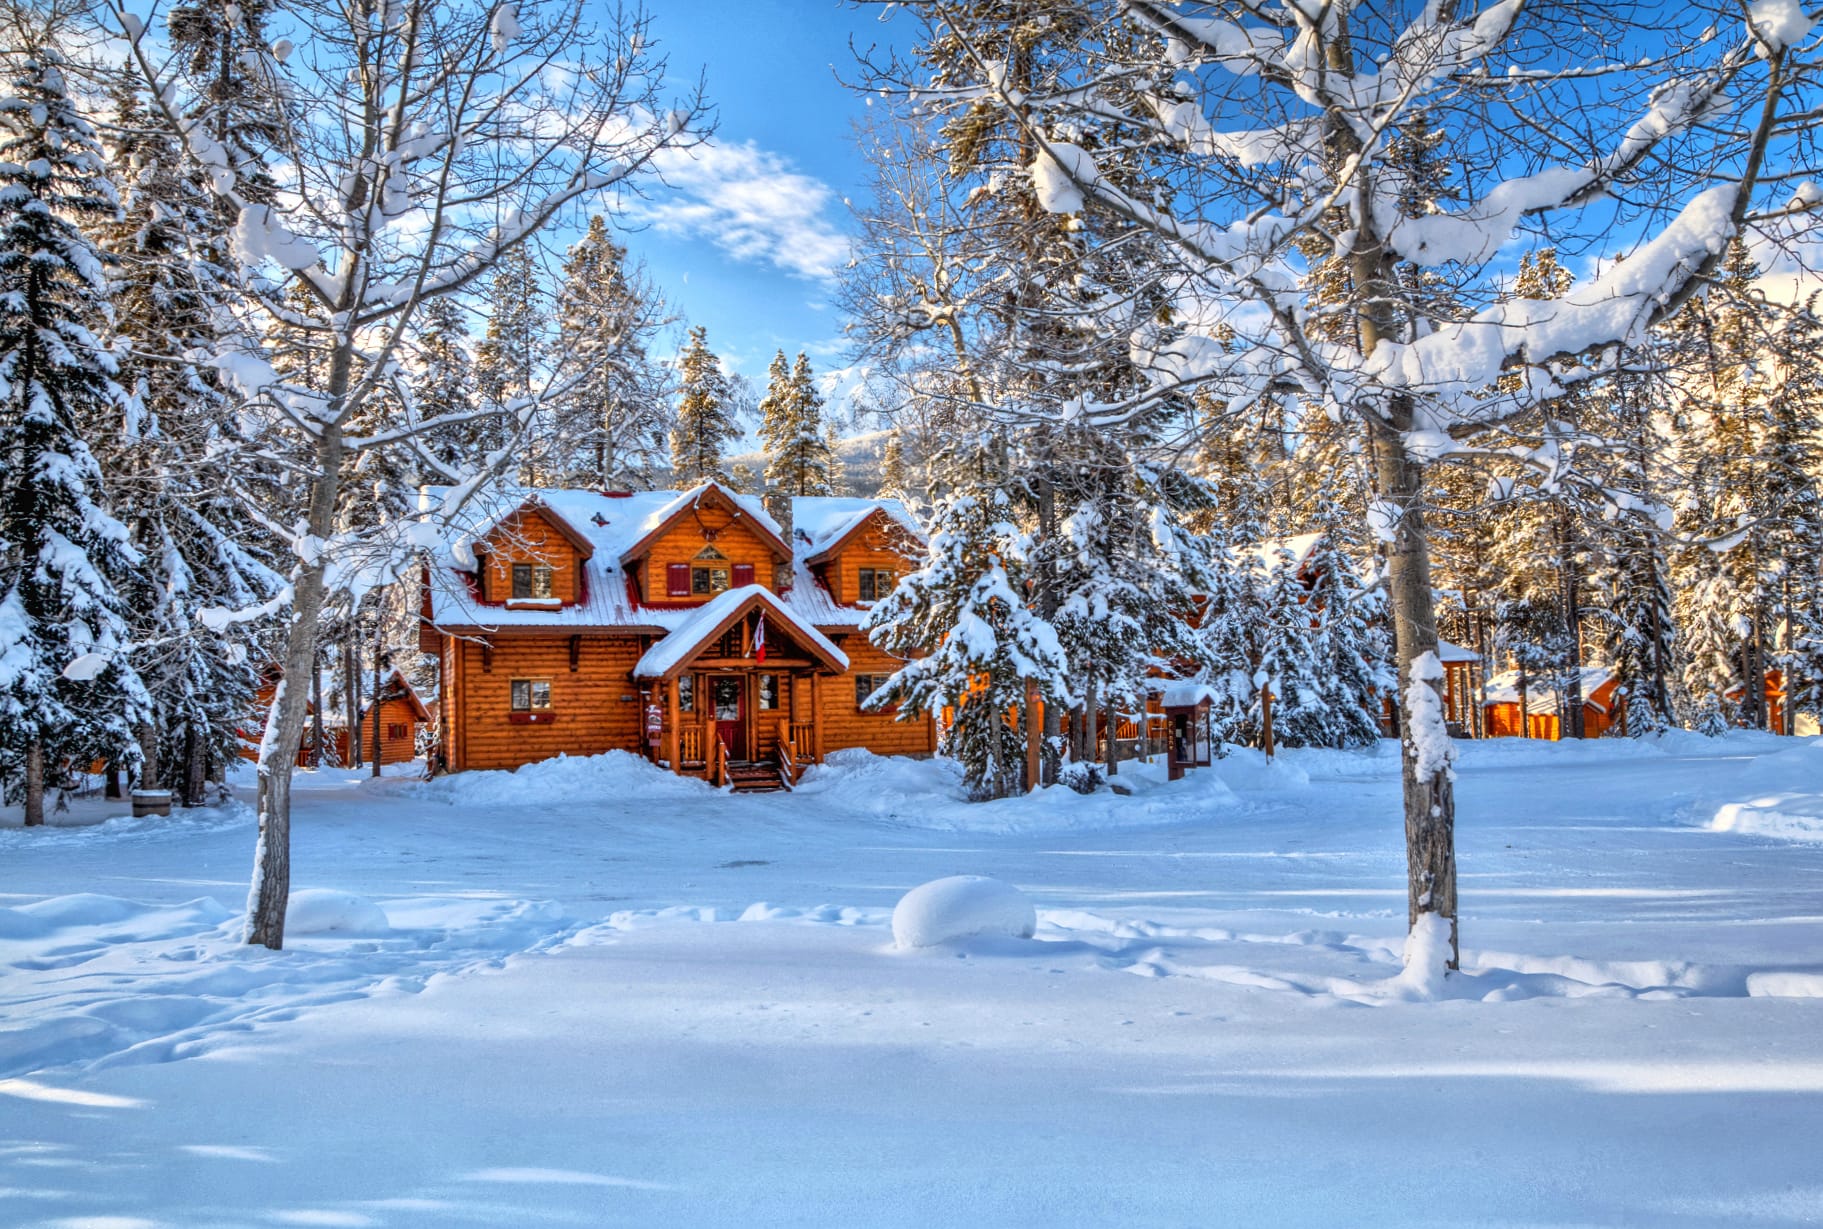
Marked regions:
[112,0,708,947]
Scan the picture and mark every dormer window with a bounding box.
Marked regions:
[512,563,554,600]
[858,568,896,603]
[692,545,730,595]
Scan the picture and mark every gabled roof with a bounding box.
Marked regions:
[618,482,791,566]
[632,585,850,681]
[793,497,925,567]
[794,492,926,561]
[420,485,924,634]
[476,497,596,562]
[362,668,432,722]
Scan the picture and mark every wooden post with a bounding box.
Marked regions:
[1261,685,1276,760]
[1024,678,1041,793]
[810,673,825,763]
[665,678,681,774]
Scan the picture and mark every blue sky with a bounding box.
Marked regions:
[607,1,899,414]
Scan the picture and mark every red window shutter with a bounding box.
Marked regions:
[666,563,690,597]
[732,563,755,588]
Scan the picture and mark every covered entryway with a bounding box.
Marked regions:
[633,587,850,791]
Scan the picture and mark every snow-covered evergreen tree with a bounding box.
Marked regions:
[99,75,280,801]
[550,216,674,488]
[476,246,547,478]
[670,326,740,487]
[866,458,1071,800]
[759,351,840,507]
[0,52,152,824]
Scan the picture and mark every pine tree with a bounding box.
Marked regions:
[99,76,280,801]
[0,52,152,824]
[475,246,546,478]
[551,216,674,488]
[866,457,1072,799]
[669,326,740,487]
[411,297,479,478]
[879,428,912,501]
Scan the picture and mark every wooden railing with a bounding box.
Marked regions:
[776,719,798,789]
[679,724,704,767]
[791,722,814,759]
[711,733,730,788]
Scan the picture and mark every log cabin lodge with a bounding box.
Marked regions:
[418,483,935,790]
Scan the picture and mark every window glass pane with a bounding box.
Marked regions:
[711,568,729,592]
[511,564,531,599]
[531,681,551,709]
[532,566,553,598]
[758,675,778,710]
[855,675,874,707]
[692,568,711,595]
[712,677,741,720]
[511,679,530,710]
[678,675,694,712]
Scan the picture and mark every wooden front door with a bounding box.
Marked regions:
[710,675,746,761]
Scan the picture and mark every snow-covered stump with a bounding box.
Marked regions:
[891,876,1036,949]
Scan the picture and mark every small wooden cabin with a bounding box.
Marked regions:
[1483,665,1622,739]
[348,669,431,766]
[419,484,935,788]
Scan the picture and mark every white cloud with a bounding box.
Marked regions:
[634,140,851,282]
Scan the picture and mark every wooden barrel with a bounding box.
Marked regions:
[130,790,172,818]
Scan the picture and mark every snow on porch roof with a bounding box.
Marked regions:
[632,585,850,681]
[1438,639,1481,664]
[1158,682,1221,710]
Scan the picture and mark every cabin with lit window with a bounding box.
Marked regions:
[418,483,934,790]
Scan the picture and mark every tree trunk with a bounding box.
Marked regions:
[371,631,383,777]
[347,627,363,768]
[1103,686,1119,776]
[24,741,45,827]
[246,420,347,950]
[105,763,121,800]
[1371,421,1459,970]
[138,721,160,790]
[311,645,325,769]
[1080,674,1098,765]
[185,722,206,807]
[1560,512,1586,739]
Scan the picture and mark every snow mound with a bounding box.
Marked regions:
[1209,746,1310,792]
[410,749,717,808]
[892,876,1036,949]
[1712,795,1823,843]
[285,889,390,935]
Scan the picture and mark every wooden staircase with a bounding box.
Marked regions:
[725,759,788,793]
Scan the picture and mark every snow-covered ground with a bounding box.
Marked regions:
[4,734,1823,1227]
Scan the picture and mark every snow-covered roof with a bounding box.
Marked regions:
[792,496,923,561]
[1438,639,1481,664]
[1250,532,1324,574]
[1159,682,1220,710]
[420,484,918,634]
[1484,665,1618,714]
[361,669,431,722]
[631,586,849,680]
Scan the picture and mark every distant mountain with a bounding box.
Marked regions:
[725,428,894,498]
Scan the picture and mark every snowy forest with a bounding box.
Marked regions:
[4,0,1823,971]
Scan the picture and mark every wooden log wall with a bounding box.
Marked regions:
[448,635,644,771]
[479,509,583,604]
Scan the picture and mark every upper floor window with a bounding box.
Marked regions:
[511,563,553,600]
[693,545,730,595]
[858,568,896,603]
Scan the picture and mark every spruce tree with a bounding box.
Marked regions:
[0,53,152,824]
[475,246,546,478]
[669,326,740,487]
[99,76,280,801]
[866,453,1072,799]
[551,216,673,488]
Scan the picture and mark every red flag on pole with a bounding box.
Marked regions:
[753,611,767,663]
